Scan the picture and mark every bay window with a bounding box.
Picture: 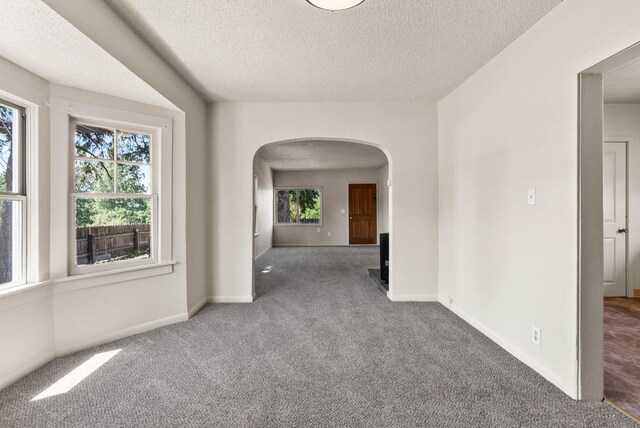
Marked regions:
[0,98,26,288]
[71,119,157,273]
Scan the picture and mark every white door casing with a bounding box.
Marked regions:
[603,141,627,297]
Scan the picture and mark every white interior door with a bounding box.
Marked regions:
[603,141,627,297]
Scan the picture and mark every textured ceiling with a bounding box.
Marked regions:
[0,0,173,108]
[104,0,562,102]
[604,57,640,104]
[256,140,388,170]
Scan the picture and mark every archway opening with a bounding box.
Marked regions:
[251,138,393,300]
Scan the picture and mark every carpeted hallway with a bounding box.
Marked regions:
[0,247,636,427]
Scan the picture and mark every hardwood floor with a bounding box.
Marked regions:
[604,297,640,421]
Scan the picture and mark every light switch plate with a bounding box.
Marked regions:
[341,209,346,214]
[528,189,536,206]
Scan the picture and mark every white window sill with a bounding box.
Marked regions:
[0,262,176,311]
[0,280,53,311]
[53,261,177,294]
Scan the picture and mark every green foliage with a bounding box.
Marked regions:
[298,189,320,220]
[76,198,151,228]
[277,188,320,223]
[74,126,152,228]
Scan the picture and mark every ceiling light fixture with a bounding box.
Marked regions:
[306,0,365,11]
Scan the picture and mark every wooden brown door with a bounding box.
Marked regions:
[349,184,377,244]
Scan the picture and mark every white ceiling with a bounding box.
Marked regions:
[0,0,173,109]
[104,0,562,102]
[256,140,388,170]
[604,57,640,104]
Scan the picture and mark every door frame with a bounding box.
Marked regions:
[346,181,379,245]
[604,138,631,297]
[577,39,640,401]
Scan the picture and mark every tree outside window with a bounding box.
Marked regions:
[275,188,321,224]
[72,121,155,267]
[0,100,25,287]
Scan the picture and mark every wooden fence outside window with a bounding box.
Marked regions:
[76,224,151,265]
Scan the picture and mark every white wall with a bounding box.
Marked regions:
[210,103,438,302]
[48,85,186,354]
[43,0,209,316]
[0,57,54,391]
[0,54,190,389]
[253,156,273,258]
[437,0,640,399]
[604,103,640,295]
[0,0,209,390]
[378,164,390,234]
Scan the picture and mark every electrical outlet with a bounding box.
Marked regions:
[448,297,453,309]
[317,228,320,232]
[532,326,541,346]
[340,209,346,214]
[528,189,536,205]
[327,232,331,237]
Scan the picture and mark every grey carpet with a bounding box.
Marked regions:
[0,247,636,427]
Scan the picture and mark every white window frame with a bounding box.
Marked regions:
[68,114,171,276]
[0,97,27,289]
[274,187,323,226]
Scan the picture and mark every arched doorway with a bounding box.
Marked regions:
[251,138,393,300]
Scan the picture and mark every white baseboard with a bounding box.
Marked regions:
[188,297,210,318]
[0,350,56,392]
[1,313,190,391]
[209,295,255,303]
[55,312,188,357]
[437,296,568,396]
[254,246,272,259]
[388,294,438,302]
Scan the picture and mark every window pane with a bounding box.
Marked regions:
[74,160,115,193]
[0,104,20,193]
[298,189,321,224]
[75,124,114,160]
[117,131,151,163]
[276,189,296,224]
[117,164,151,194]
[75,197,151,266]
[0,199,22,286]
[276,189,321,224]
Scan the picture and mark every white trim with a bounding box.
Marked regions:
[0,280,51,311]
[191,294,257,311]
[388,293,438,302]
[0,262,175,308]
[55,312,187,357]
[254,245,272,259]
[437,296,569,398]
[209,295,255,303]
[56,100,173,278]
[0,350,56,392]
[53,261,175,294]
[188,297,209,318]
[69,116,159,275]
